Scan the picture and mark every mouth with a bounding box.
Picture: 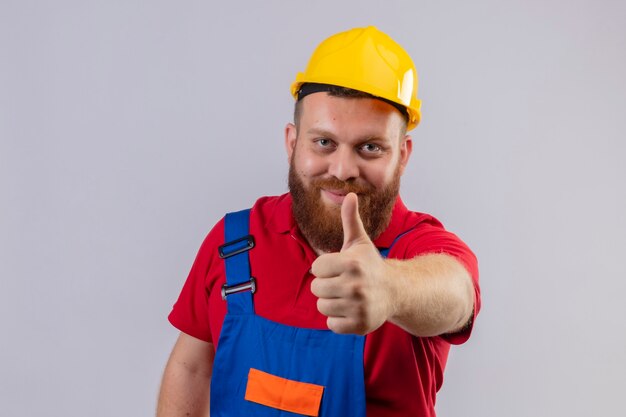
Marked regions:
[320,189,349,205]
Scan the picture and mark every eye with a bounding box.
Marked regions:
[314,138,335,149]
[359,143,382,154]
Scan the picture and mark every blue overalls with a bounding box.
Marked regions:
[210,209,401,417]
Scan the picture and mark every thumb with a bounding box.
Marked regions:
[341,192,370,250]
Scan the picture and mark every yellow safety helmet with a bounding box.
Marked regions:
[291,26,422,130]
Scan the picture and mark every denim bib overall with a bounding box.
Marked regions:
[210,209,402,417]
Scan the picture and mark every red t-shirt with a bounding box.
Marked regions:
[169,193,480,417]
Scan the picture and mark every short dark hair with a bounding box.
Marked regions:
[293,83,409,131]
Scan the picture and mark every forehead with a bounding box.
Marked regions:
[298,93,405,140]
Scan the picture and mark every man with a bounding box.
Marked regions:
[157,26,480,417]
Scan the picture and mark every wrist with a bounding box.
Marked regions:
[382,259,404,323]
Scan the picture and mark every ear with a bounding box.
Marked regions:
[285,123,298,162]
[398,135,413,175]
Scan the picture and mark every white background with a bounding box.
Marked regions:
[1,1,625,416]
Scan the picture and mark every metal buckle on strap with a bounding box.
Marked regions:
[218,235,255,259]
[221,277,256,300]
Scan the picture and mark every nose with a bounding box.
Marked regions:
[327,147,359,181]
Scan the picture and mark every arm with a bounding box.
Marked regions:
[384,253,474,337]
[157,332,214,417]
[311,193,475,337]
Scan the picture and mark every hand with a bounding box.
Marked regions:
[310,193,395,335]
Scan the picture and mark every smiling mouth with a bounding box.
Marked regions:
[321,189,349,205]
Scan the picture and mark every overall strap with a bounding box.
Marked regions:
[379,227,417,258]
[219,209,255,315]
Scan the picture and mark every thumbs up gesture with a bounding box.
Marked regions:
[310,193,394,335]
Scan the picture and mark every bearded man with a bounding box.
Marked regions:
[157,26,480,417]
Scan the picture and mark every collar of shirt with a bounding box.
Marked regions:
[265,192,413,250]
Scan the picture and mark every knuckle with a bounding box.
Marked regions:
[316,298,328,315]
[327,317,342,333]
[353,306,372,334]
[347,281,365,300]
[335,322,352,335]
[343,256,362,275]
[310,261,320,276]
[310,278,320,296]
[350,318,368,336]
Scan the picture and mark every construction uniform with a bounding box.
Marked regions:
[169,193,480,416]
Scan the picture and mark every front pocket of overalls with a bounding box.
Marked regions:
[244,368,325,416]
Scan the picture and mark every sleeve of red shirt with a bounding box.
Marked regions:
[401,222,481,345]
[167,218,225,344]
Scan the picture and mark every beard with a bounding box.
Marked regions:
[288,162,401,253]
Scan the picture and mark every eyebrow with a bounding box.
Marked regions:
[305,127,335,138]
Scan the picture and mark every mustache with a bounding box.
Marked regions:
[310,177,375,195]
